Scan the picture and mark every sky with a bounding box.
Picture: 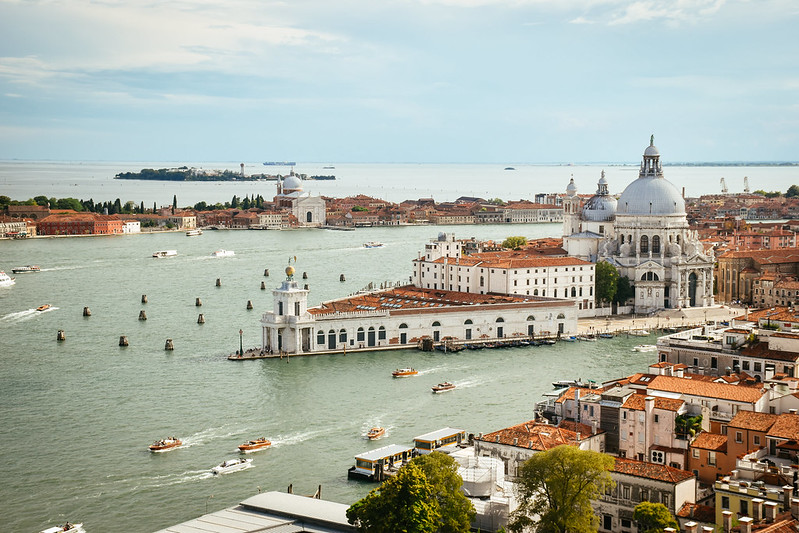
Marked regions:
[0,0,797,163]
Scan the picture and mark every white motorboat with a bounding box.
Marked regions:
[633,344,657,352]
[185,229,203,236]
[629,329,650,337]
[0,271,15,287]
[152,250,177,258]
[211,249,235,257]
[12,265,40,274]
[40,523,85,533]
[363,242,384,248]
[212,457,253,474]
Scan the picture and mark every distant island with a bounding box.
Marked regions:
[114,167,335,182]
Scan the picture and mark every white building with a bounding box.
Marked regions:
[260,267,578,355]
[121,220,141,233]
[274,171,326,227]
[413,233,596,316]
[563,137,715,313]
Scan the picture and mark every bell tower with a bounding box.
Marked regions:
[562,176,581,237]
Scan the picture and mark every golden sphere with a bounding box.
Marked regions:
[285,266,296,277]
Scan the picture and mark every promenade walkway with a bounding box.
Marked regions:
[577,304,746,336]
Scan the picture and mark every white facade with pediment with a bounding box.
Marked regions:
[563,137,714,314]
[274,171,326,227]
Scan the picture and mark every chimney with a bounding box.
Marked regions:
[702,527,714,533]
[739,517,753,533]
[676,366,685,378]
[592,420,598,435]
[576,432,581,442]
[684,521,698,533]
[764,501,777,523]
[766,367,775,381]
[752,498,764,522]
[790,409,798,415]
[791,497,799,519]
[784,485,794,510]
[722,510,733,533]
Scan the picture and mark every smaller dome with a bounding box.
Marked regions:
[582,195,618,222]
[282,175,303,192]
[644,145,660,157]
[566,178,577,196]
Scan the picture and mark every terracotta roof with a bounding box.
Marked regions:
[557,420,603,435]
[690,432,728,452]
[727,411,778,432]
[767,413,799,439]
[621,394,685,412]
[740,342,799,362]
[647,376,766,404]
[613,457,695,484]
[477,420,587,451]
[554,386,607,404]
[676,502,716,523]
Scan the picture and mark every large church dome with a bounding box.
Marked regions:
[617,136,685,216]
[281,173,303,193]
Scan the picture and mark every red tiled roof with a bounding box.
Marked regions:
[477,420,587,451]
[647,376,766,403]
[676,502,716,523]
[767,413,799,440]
[740,342,799,362]
[727,411,778,432]
[621,394,685,412]
[613,457,695,483]
[690,432,728,452]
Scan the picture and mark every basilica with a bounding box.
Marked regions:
[562,137,714,313]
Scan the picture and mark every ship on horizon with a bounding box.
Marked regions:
[263,161,296,166]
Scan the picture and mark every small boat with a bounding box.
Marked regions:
[633,344,657,352]
[12,265,40,274]
[185,229,203,236]
[149,437,182,452]
[366,427,385,440]
[629,329,650,337]
[552,378,596,389]
[504,167,516,171]
[211,249,235,257]
[540,339,556,345]
[392,368,418,378]
[152,250,177,258]
[238,437,271,453]
[576,335,596,342]
[598,333,615,339]
[40,523,85,533]
[36,304,51,312]
[363,242,384,248]
[432,382,456,393]
[561,336,576,342]
[212,457,253,475]
[0,271,15,287]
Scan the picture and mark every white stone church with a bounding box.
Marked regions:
[562,137,714,314]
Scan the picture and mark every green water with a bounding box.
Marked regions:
[0,224,658,532]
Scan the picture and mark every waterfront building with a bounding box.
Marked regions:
[274,170,326,227]
[167,211,196,230]
[413,233,596,316]
[500,201,562,223]
[0,215,35,238]
[37,212,124,235]
[260,266,577,355]
[120,219,141,233]
[563,137,715,313]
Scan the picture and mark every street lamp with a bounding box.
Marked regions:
[239,329,244,356]
[206,494,214,514]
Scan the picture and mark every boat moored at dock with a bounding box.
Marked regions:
[238,437,271,453]
[629,329,650,336]
[348,444,414,481]
[412,427,466,455]
[152,250,177,258]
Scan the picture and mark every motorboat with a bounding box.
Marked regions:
[36,304,51,312]
[12,265,40,274]
[238,437,271,453]
[432,382,456,393]
[598,333,615,339]
[633,344,657,352]
[211,249,235,257]
[40,523,85,533]
[185,229,203,236]
[560,336,576,342]
[366,427,385,440]
[629,329,650,336]
[552,378,596,389]
[212,457,253,475]
[540,339,556,345]
[149,437,182,452]
[392,368,418,378]
[576,335,597,341]
[363,242,384,248]
[0,271,15,287]
[152,250,177,258]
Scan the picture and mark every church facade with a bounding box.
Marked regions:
[563,137,714,314]
[273,170,326,227]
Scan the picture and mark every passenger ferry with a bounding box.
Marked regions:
[633,344,657,352]
[432,382,456,393]
[149,437,182,452]
[211,249,235,257]
[0,271,15,287]
[366,427,385,440]
[348,444,414,481]
[152,250,177,258]
[413,427,466,455]
[392,368,418,378]
[12,265,40,274]
[238,437,271,453]
[185,229,203,236]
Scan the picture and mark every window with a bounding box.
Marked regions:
[754,435,760,445]
[623,486,630,500]
[735,431,742,443]
[621,518,631,529]
[722,496,730,509]
[641,235,649,253]
[692,448,699,458]
[652,235,661,253]
[740,500,748,516]
[378,326,386,340]
[622,411,627,420]
[357,328,365,342]
[339,329,347,343]
[317,330,325,344]
[708,451,716,466]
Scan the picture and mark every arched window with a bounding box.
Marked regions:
[620,234,625,244]
[554,289,558,297]
[496,317,504,323]
[527,315,535,321]
[317,330,325,344]
[534,289,539,296]
[571,287,576,297]
[464,319,473,325]
[652,235,661,254]
[339,329,347,343]
[640,235,649,254]
[399,323,408,329]
[479,276,484,287]
[432,321,441,327]
[557,313,566,319]
[357,327,365,342]
[378,326,386,340]
[306,211,313,223]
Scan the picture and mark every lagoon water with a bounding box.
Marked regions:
[0,160,792,532]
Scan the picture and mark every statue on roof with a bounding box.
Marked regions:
[650,134,654,146]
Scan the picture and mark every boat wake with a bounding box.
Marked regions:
[269,428,328,447]
[97,469,215,495]
[417,367,443,376]
[0,307,58,323]
[453,378,481,389]
[180,426,247,449]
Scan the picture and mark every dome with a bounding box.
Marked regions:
[566,178,577,196]
[644,144,660,156]
[282,175,303,192]
[617,177,685,216]
[582,195,617,222]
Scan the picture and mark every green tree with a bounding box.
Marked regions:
[33,195,49,206]
[502,236,527,250]
[614,276,633,304]
[231,195,240,209]
[352,205,368,212]
[787,185,799,198]
[509,445,615,533]
[411,452,475,533]
[595,261,619,304]
[633,502,679,533]
[194,201,208,211]
[347,462,441,533]
[152,202,157,214]
[172,194,178,210]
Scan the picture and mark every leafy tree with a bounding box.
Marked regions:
[194,201,208,211]
[241,196,251,210]
[502,236,527,250]
[347,462,441,533]
[633,502,678,533]
[488,198,506,206]
[614,276,633,304]
[139,201,145,214]
[0,195,10,208]
[352,205,368,212]
[675,414,702,438]
[33,195,49,206]
[172,194,178,210]
[113,198,122,214]
[231,195,240,209]
[152,202,157,214]
[787,185,799,198]
[509,445,615,533]
[595,261,619,304]
[55,197,84,211]
[411,452,475,533]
